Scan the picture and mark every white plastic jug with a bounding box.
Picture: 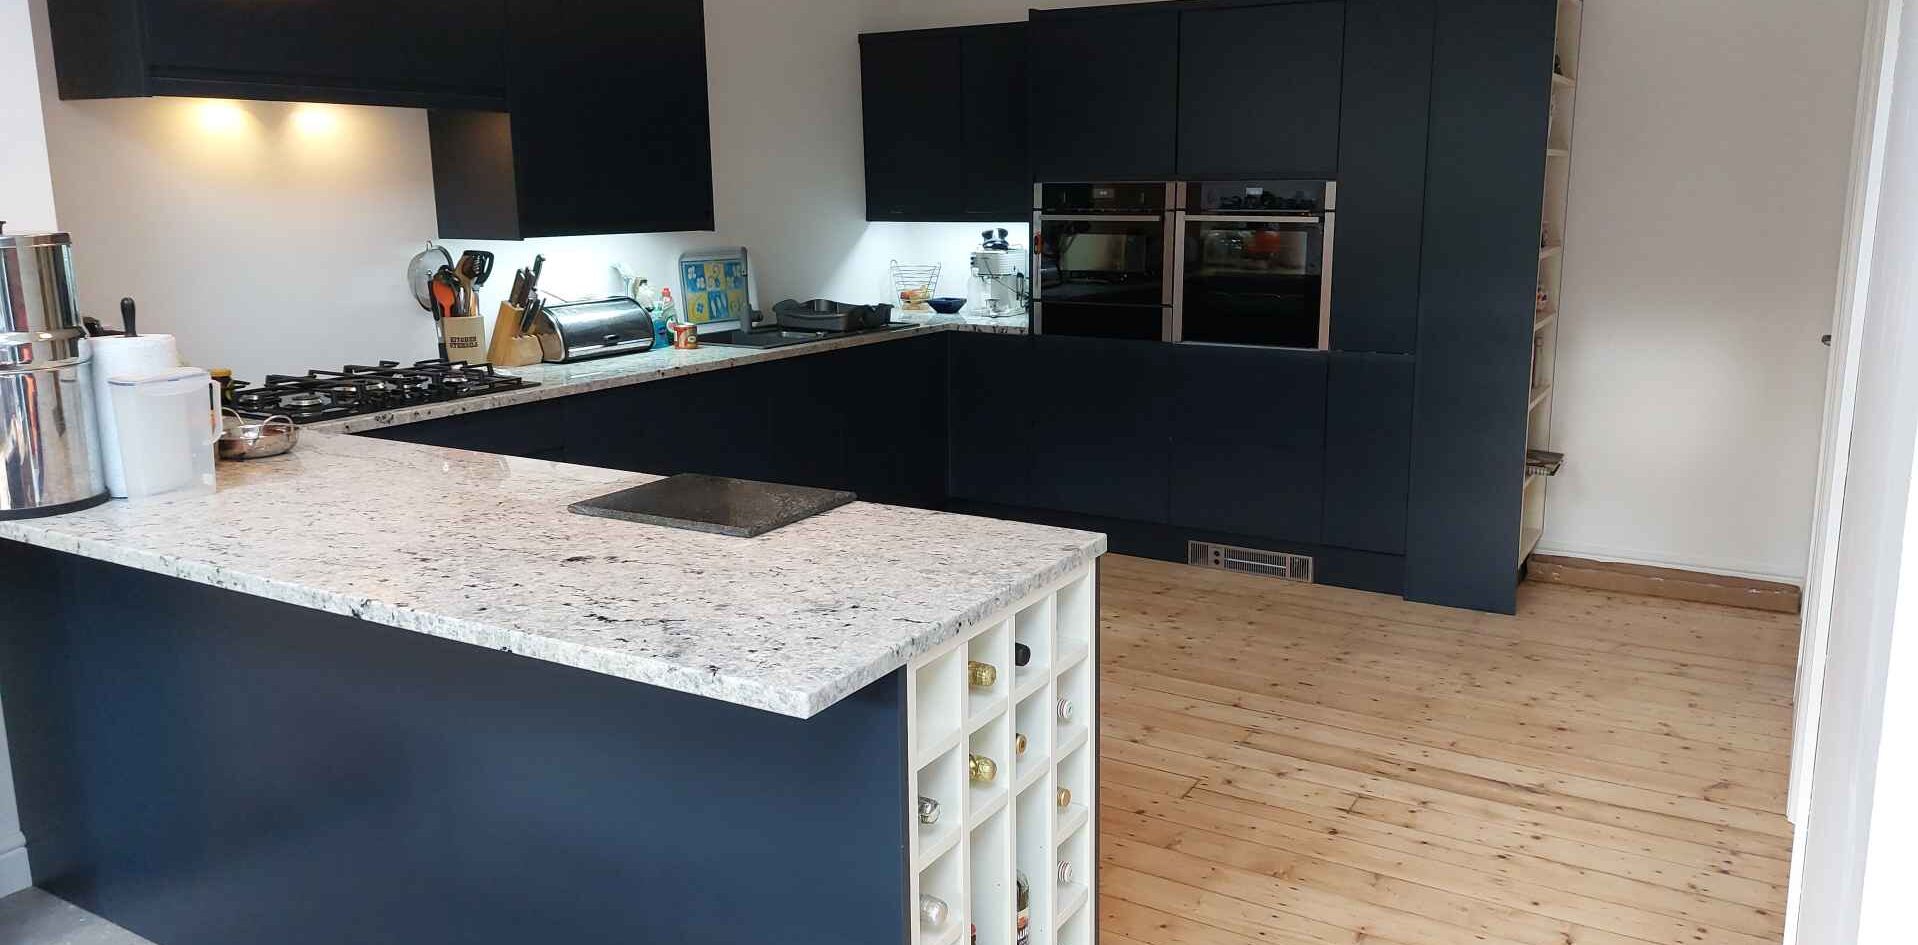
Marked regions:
[107,367,220,500]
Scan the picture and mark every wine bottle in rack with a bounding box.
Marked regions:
[968,753,998,784]
[968,661,998,688]
[1057,697,1075,723]
[919,893,949,929]
[1015,732,1028,757]
[917,795,941,825]
[1016,871,1031,945]
[1014,642,1031,667]
[1057,786,1072,809]
[1058,860,1075,885]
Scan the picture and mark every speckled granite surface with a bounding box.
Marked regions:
[0,431,1100,719]
[308,314,1027,436]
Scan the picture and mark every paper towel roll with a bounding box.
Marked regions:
[90,334,182,498]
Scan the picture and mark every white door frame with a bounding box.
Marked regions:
[1786,0,1918,938]
[1792,0,1903,829]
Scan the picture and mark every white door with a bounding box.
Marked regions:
[1786,0,1918,939]
[1791,0,1901,827]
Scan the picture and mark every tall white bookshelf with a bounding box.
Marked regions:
[907,564,1098,945]
[1525,0,1583,565]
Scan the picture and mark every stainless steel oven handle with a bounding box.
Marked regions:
[1030,211,1043,303]
[1035,214,1165,223]
[1181,214,1325,225]
[1318,211,1336,351]
[1170,210,1187,343]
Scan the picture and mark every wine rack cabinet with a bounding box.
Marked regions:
[909,562,1098,945]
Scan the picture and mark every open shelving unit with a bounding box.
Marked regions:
[908,564,1098,945]
[1524,0,1582,567]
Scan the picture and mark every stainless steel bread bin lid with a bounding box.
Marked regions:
[534,297,656,363]
[0,228,84,334]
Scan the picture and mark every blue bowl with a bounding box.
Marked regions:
[928,297,966,314]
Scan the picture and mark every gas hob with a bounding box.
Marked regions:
[230,360,539,424]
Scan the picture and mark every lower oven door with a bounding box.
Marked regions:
[1176,213,1333,349]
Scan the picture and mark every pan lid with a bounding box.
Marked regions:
[0,224,71,250]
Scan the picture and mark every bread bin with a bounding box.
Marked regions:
[533,297,656,363]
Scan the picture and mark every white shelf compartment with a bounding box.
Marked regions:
[918,843,966,945]
[1014,684,1055,789]
[1054,817,1093,925]
[1012,597,1053,692]
[914,648,964,767]
[905,561,1099,945]
[968,711,1013,824]
[915,745,967,870]
[966,620,1013,727]
[971,807,1014,945]
[1015,778,1057,945]
[1055,657,1093,753]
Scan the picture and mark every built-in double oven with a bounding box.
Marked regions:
[1032,180,1336,349]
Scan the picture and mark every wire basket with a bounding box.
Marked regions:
[889,260,942,312]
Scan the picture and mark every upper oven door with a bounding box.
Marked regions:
[1175,179,1335,350]
[1036,215,1169,307]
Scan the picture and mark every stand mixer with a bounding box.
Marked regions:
[967,228,1030,318]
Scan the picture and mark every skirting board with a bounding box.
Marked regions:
[1527,554,1803,614]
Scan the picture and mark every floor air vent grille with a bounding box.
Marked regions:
[1187,541,1316,584]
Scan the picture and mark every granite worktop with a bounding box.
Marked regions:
[310,311,1028,436]
[0,430,1100,718]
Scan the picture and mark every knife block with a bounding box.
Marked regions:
[487,303,544,368]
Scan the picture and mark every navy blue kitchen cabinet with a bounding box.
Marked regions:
[1028,6,1181,181]
[1403,0,1558,614]
[1176,1,1346,180]
[361,397,566,460]
[1330,0,1436,354]
[860,24,1029,222]
[947,333,1040,508]
[435,0,714,238]
[1167,344,1327,544]
[860,29,967,221]
[1323,351,1413,553]
[1025,336,1174,523]
[962,24,1033,219]
[47,0,506,107]
[365,338,947,509]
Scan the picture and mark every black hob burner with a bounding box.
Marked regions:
[230,359,539,424]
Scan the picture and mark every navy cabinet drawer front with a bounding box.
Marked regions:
[1168,345,1328,543]
[1323,352,1413,553]
[1025,336,1173,523]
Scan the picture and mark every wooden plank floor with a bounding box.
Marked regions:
[1095,554,1796,945]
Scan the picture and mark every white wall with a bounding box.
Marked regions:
[26,0,1015,381]
[0,0,55,897]
[1541,0,1866,581]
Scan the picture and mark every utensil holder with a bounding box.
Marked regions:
[487,302,544,367]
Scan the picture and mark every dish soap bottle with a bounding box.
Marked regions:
[652,288,677,349]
